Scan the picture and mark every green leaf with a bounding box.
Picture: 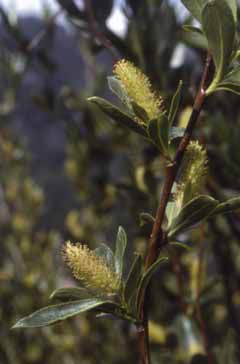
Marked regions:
[169,241,192,251]
[210,197,240,216]
[168,81,183,127]
[215,83,240,95]
[227,0,237,23]
[139,212,155,227]
[13,299,114,329]
[181,0,205,22]
[136,257,168,313]
[215,66,240,95]
[169,127,185,141]
[148,114,170,156]
[87,97,147,137]
[166,201,180,227]
[114,226,127,279]
[168,195,219,238]
[202,0,236,93]
[50,287,91,301]
[124,254,143,309]
[182,25,203,35]
[181,26,208,50]
[107,76,132,110]
[131,101,149,123]
[182,0,236,24]
[94,243,115,270]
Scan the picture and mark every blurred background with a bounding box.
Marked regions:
[1,0,240,363]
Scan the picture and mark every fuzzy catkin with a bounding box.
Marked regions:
[62,241,120,296]
[113,59,164,121]
[175,141,208,205]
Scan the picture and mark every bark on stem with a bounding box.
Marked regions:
[137,53,212,364]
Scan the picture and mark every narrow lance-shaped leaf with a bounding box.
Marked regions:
[50,287,92,301]
[124,254,143,306]
[215,66,240,95]
[148,114,170,157]
[107,76,133,113]
[167,195,219,239]
[139,212,155,227]
[114,226,127,279]
[131,101,149,123]
[182,0,237,23]
[215,83,240,95]
[228,0,237,23]
[181,0,206,22]
[202,0,235,92]
[87,97,148,137]
[169,241,192,251]
[182,25,203,35]
[13,299,115,329]
[209,196,240,216]
[166,200,180,227]
[181,26,208,50]
[136,257,168,314]
[94,243,115,270]
[168,80,183,127]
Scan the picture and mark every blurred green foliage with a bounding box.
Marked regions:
[1,0,240,363]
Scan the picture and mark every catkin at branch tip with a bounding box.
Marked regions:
[113,59,164,122]
[175,141,208,205]
[62,241,120,296]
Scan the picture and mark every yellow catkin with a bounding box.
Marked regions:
[113,59,164,121]
[175,141,208,205]
[62,241,120,295]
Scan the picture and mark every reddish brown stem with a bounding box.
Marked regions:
[137,53,212,364]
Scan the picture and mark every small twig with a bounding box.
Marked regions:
[83,0,118,61]
[195,225,214,364]
[26,9,63,52]
[137,52,212,364]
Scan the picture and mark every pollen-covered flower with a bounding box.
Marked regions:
[113,59,164,121]
[175,141,208,206]
[62,241,120,296]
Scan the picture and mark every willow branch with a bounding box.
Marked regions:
[137,52,212,364]
[145,52,212,269]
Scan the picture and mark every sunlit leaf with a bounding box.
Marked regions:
[95,243,115,270]
[87,97,147,136]
[124,254,143,310]
[181,0,206,22]
[136,257,168,313]
[148,114,170,156]
[13,299,114,329]
[50,287,92,301]
[202,0,235,90]
[168,80,183,127]
[114,226,127,279]
[168,195,219,238]
[209,196,240,216]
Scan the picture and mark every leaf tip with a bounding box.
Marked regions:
[11,320,23,329]
[86,96,96,103]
